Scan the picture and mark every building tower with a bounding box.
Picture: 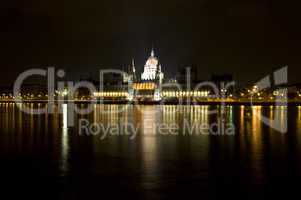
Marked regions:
[125,58,137,101]
[130,58,136,81]
[141,48,160,81]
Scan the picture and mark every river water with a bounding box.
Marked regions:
[0,103,300,199]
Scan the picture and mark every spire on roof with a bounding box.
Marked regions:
[131,58,136,73]
[151,46,155,57]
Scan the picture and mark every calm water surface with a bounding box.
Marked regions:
[0,103,300,199]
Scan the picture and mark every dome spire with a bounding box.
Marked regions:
[151,46,155,57]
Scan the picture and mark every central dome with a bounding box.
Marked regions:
[146,48,158,66]
[141,48,160,81]
[146,56,159,66]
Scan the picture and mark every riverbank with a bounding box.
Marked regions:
[0,99,300,106]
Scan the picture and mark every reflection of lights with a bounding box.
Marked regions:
[240,106,245,133]
[61,104,69,173]
[63,104,68,128]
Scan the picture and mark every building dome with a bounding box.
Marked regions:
[146,56,159,66]
[141,48,164,82]
[145,48,159,66]
[141,48,160,81]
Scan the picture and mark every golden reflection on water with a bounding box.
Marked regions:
[298,106,301,122]
[269,106,274,124]
[0,103,300,179]
[163,105,177,125]
[297,106,301,149]
[239,106,247,154]
[92,104,132,127]
[162,105,210,134]
[26,104,34,148]
[138,106,160,174]
[11,103,16,133]
[240,106,245,134]
[252,106,263,136]
[271,106,287,132]
[280,106,287,131]
[250,106,264,181]
[61,104,69,173]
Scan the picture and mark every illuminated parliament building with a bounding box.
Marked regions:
[125,48,164,101]
[94,48,210,102]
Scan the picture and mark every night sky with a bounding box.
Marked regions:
[0,0,299,86]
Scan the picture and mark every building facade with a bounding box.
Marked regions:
[127,48,164,101]
[94,48,210,102]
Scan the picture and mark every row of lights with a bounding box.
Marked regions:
[1,88,301,100]
[241,85,289,98]
[55,89,69,97]
[0,94,48,99]
[93,92,128,97]
[162,91,210,98]
[133,83,156,90]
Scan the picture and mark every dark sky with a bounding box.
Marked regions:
[0,0,299,86]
